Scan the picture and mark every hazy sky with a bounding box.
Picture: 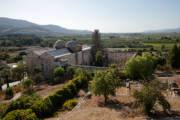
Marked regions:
[0,0,180,33]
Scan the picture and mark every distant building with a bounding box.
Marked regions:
[25,40,92,79]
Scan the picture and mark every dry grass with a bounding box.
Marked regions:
[0,91,5,101]
[35,83,65,98]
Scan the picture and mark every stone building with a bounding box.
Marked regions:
[25,40,92,79]
[25,30,137,80]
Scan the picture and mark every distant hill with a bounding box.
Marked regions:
[144,28,180,33]
[0,17,92,36]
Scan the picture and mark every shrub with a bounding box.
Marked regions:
[47,93,65,109]
[2,95,40,118]
[55,86,73,100]
[133,81,170,115]
[5,87,14,100]
[32,74,44,84]
[66,81,78,96]
[62,98,78,110]
[53,67,65,84]
[31,97,54,118]
[72,76,82,89]
[3,109,38,120]
[54,67,65,77]
[66,66,75,79]
[95,51,104,66]
[22,79,34,94]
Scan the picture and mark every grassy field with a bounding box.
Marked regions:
[143,43,180,50]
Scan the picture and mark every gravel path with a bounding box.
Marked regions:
[2,81,21,90]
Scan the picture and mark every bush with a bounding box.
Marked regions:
[62,98,77,110]
[53,67,65,84]
[2,95,40,118]
[5,87,14,100]
[3,109,38,120]
[22,79,34,94]
[32,74,44,84]
[31,97,54,118]
[95,51,104,66]
[66,66,75,79]
[55,86,74,100]
[133,81,170,115]
[47,93,65,109]
[74,68,84,77]
[66,81,78,96]
[54,67,65,77]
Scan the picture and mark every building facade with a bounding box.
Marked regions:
[25,40,92,79]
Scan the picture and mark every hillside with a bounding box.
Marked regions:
[144,27,180,33]
[0,17,92,36]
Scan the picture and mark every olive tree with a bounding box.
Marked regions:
[133,81,170,115]
[90,68,121,104]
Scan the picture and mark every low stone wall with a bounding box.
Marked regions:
[70,65,124,71]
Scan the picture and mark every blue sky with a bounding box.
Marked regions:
[0,0,180,32]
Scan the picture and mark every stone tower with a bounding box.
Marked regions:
[91,29,103,65]
[92,29,101,50]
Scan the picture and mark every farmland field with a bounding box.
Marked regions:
[143,43,180,50]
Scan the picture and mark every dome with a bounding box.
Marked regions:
[65,40,82,52]
[53,40,65,49]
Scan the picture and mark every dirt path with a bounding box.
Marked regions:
[35,83,65,98]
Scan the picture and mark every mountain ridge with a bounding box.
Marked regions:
[0,17,92,36]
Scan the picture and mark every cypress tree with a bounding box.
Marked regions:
[170,44,178,69]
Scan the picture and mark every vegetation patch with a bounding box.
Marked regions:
[3,109,38,120]
[62,98,78,110]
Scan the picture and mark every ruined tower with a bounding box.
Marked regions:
[92,29,101,50]
[91,29,103,65]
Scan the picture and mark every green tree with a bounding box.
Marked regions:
[90,68,121,104]
[161,45,166,51]
[95,51,103,67]
[53,67,65,83]
[125,53,158,80]
[0,68,11,88]
[32,74,44,84]
[0,78,3,91]
[66,66,75,79]
[22,79,34,94]
[5,87,14,99]
[11,63,26,82]
[133,81,170,115]
[169,44,179,69]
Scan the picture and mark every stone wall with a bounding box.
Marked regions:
[60,48,92,66]
[106,52,137,67]
[71,65,124,71]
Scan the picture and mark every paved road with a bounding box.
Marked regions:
[2,81,21,90]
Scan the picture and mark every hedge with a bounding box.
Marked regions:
[31,71,90,118]
[1,95,40,118]
[31,97,54,118]
[3,109,38,120]
[2,70,92,119]
[62,98,78,110]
